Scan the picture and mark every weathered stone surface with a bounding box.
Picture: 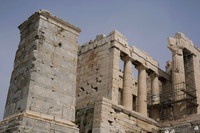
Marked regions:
[76,31,137,110]
[92,98,159,133]
[2,9,200,133]
[0,9,80,133]
[0,111,78,133]
[75,106,94,133]
[137,65,148,116]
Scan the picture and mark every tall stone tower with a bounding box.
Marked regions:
[0,10,81,132]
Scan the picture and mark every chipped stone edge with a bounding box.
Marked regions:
[96,97,160,127]
[18,9,81,35]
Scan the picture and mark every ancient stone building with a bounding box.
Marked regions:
[1,10,200,133]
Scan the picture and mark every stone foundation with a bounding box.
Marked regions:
[0,111,78,133]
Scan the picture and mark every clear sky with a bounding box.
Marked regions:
[0,0,200,120]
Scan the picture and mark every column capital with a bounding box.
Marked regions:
[135,64,146,70]
[149,72,159,78]
[168,37,184,56]
[122,56,132,62]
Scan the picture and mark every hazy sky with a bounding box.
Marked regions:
[0,0,200,120]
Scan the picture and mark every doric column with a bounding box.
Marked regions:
[150,73,160,104]
[122,57,133,110]
[136,65,147,116]
[150,73,160,121]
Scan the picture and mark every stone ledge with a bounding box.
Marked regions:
[0,110,78,130]
[96,97,160,127]
[112,104,160,127]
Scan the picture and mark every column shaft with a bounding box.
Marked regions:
[151,74,160,104]
[172,51,185,85]
[122,58,133,110]
[137,65,147,116]
[150,73,160,121]
[168,37,186,119]
[172,51,186,100]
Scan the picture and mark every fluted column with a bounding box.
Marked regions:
[122,57,133,110]
[150,73,160,121]
[137,65,147,116]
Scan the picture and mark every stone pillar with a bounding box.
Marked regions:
[168,35,186,119]
[137,65,147,116]
[172,50,185,86]
[192,53,200,114]
[110,47,121,104]
[150,73,160,104]
[0,10,81,133]
[168,37,186,100]
[122,57,133,110]
[150,73,160,121]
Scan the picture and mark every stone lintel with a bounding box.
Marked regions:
[135,64,146,70]
[130,46,160,74]
[130,46,158,64]
[158,68,170,81]
[149,72,159,78]
[18,9,81,35]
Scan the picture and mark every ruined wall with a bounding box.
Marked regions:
[167,33,200,120]
[76,30,173,133]
[75,98,161,133]
[77,35,113,109]
[76,31,137,109]
[2,9,200,133]
[76,30,171,127]
[92,98,159,133]
[0,10,81,132]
